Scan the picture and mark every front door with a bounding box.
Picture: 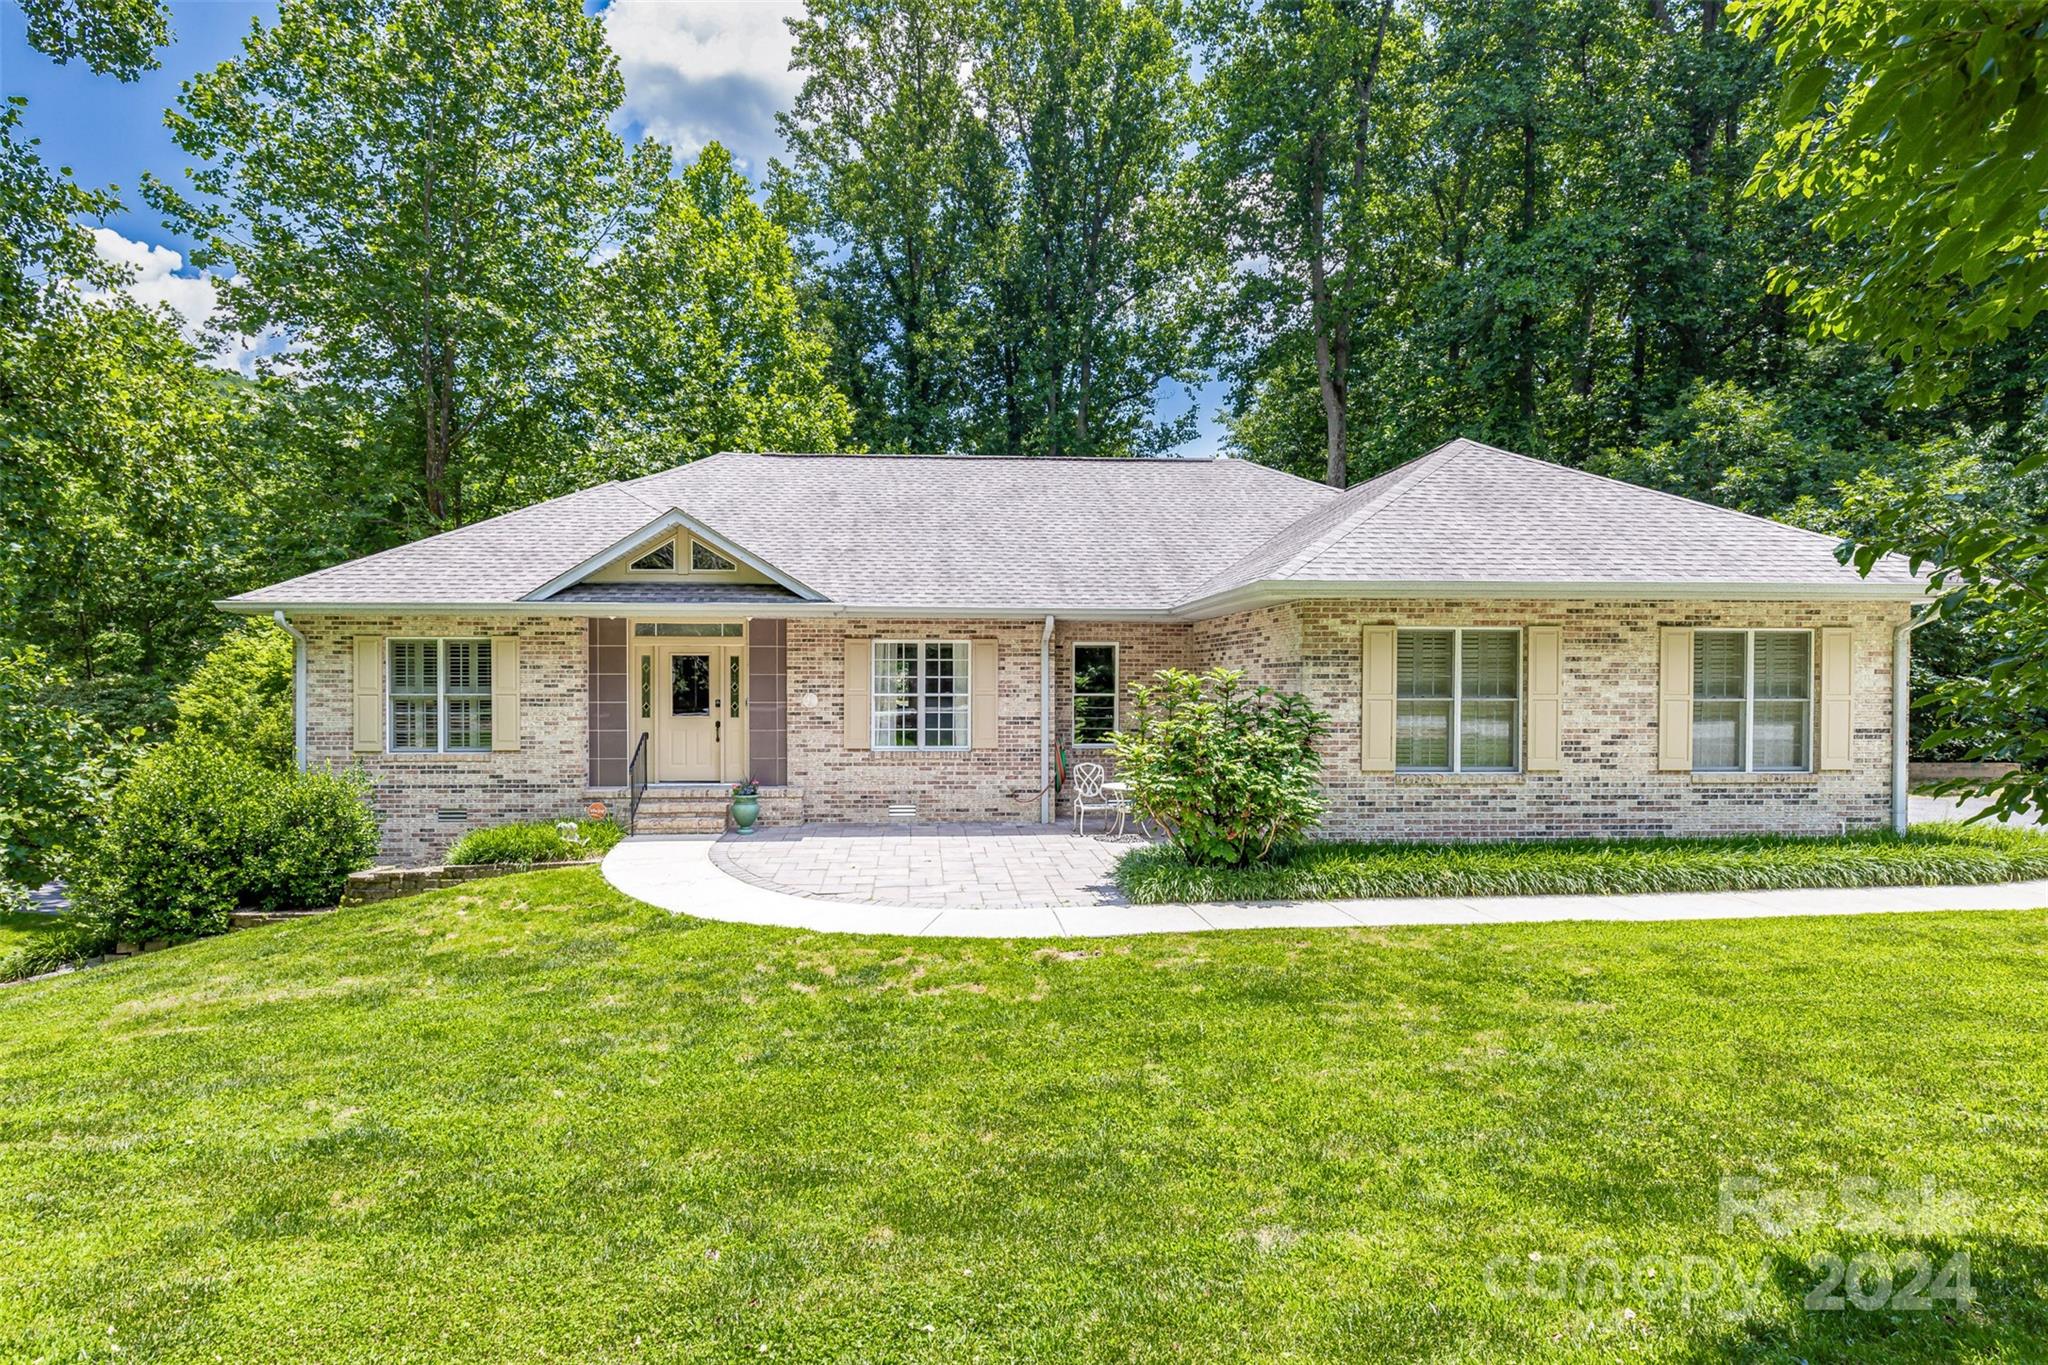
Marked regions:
[657,647,719,780]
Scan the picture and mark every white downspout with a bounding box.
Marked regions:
[1892,605,1937,834]
[1040,614,1055,825]
[274,609,308,772]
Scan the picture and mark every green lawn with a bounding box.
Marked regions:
[1116,821,2048,904]
[3,870,2045,1361]
[0,908,64,955]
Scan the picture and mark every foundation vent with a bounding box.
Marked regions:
[886,802,917,824]
[436,809,470,823]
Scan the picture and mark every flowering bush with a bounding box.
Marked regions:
[1111,667,1327,867]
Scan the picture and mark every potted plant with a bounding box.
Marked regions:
[729,780,760,833]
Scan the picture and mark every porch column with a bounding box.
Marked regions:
[587,618,629,787]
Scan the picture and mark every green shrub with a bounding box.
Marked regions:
[1114,823,2048,904]
[73,739,378,941]
[172,620,297,771]
[446,818,622,867]
[1110,667,1327,867]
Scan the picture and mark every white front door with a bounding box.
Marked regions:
[657,647,719,780]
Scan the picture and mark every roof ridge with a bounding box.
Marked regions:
[1273,445,1464,580]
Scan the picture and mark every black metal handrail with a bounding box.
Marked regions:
[627,732,649,835]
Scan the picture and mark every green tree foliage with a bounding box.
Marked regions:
[1739,0,2048,404]
[590,144,854,467]
[1189,0,1412,485]
[146,0,671,529]
[1112,668,1328,867]
[0,648,129,890]
[15,0,170,79]
[779,0,987,453]
[171,619,296,771]
[780,0,1197,455]
[0,298,287,728]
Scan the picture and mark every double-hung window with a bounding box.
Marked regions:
[1073,643,1118,746]
[389,639,492,753]
[872,640,967,750]
[1692,630,1811,772]
[1395,628,1521,772]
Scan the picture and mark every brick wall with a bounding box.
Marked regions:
[1192,597,1910,840]
[298,613,592,864]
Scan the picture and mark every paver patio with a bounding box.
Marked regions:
[710,822,1141,908]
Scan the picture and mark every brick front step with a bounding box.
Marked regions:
[631,786,803,834]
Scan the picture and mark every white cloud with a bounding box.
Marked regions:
[603,1,807,174]
[88,228,278,375]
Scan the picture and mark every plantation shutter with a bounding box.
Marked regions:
[1526,625,1563,772]
[1360,625,1397,772]
[491,637,520,752]
[1657,628,1694,771]
[1818,626,1853,770]
[843,637,871,748]
[352,635,383,753]
[970,640,998,749]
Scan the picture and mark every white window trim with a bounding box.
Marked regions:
[688,538,739,574]
[626,536,678,575]
[1072,641,1119,748]
[1693,628,1814,774]
[388,637,493,754]
[1395,627,1523,774]
[871,639,971,752]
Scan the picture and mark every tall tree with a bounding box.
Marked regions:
[778,0,984,453]
[146,0,669,529]
[969,0,1197,456]
[15,0,170,79]
[1191,0,1409,486]
[589,143,855,467]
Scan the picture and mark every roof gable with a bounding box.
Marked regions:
[525,508,822,602]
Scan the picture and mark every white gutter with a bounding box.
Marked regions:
[1040,615,1055,825]
[273,610,308,772]
[1893,604,1938,834]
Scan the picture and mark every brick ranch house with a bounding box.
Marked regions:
[223,440,1929,864]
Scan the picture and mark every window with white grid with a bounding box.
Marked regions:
[871,641,967,750]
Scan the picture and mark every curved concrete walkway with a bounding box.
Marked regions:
[603,836,2048,939]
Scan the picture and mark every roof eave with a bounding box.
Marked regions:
[1174,577,1932,620]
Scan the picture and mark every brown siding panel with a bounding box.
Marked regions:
[587,618,629,787]
[748,618,788,786]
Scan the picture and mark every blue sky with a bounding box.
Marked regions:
[0,0,1224,450]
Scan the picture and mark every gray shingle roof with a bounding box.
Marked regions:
[224,443,1923,616]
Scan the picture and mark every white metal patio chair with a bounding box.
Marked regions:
[1071,761,1129,835]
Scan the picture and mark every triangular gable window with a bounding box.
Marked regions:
[689,540,737,572]
[629,539,676,572]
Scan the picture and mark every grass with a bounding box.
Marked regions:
[2,870,2046,1360]
[0,909,63,955]
[1115,821,2048,905]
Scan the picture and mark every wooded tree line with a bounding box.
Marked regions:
[3,0,2045,799]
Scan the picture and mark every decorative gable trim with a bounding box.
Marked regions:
[524,509,824,603]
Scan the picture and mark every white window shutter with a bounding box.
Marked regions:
[970,640,998,748]
[1818,626,1854,770]
[1526,625,1563,771]
[353,635,384,753]
[492,637,520,752]
[843,638,871,748]
[1360,625,1396,771]
[1658,628,1694,771]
